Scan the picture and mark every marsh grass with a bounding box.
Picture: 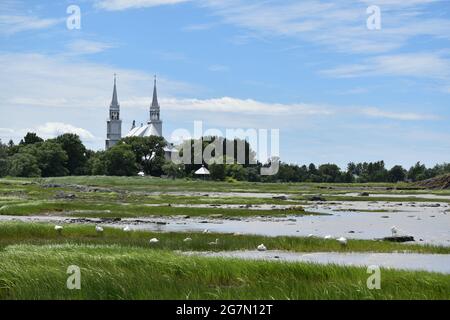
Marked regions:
[0,243,448,300]
[1,222,448,254]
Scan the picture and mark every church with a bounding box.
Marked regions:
[105,75,176,159]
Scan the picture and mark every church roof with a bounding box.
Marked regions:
[125,123,160,138]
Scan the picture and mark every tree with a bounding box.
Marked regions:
[162,161,185,179]
[86,151,107,175]
[20,132,43,145]
[104,144,137,176]
[120,136,166,176]
[7,153,41,177]
[388,165,406,182]
[407,162,429,181]
[21,141,69,177]
[0,140,8,177]
[54,133,88,175]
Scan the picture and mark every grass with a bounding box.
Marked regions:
[0,177,449,300]
[0,200,315,217]
[1,222,449,254]
[0,243,449,299]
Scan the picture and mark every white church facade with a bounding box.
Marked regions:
[105,75,176,159]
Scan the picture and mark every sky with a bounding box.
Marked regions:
[0,0,449,169]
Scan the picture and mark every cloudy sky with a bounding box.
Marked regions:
[0,0,449,168]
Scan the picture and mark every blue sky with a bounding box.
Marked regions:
[0,0,449,168]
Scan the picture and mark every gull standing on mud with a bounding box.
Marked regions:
[257,244,267,251]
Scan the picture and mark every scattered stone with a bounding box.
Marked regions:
[348,230,355,234]
[309,196,326,202]
[209,214,223,218]
[359,192,370,196]
[382,236,415,243]
[272,195,288,200]
[156,221,167,225]
[381,216,390,218]
[55,191,76,200]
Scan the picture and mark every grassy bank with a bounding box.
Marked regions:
[1,222,449,254]
[0,243,449,300]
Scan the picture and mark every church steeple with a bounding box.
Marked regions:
[110,73,119,110]
[149,75,160,122]
[106,74,122,150]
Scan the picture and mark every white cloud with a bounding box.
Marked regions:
[200,0,450,54]
[35,122,96,140]
[0,14,62,35]
[66,40,116,55]
[360,107,440,121]
[321,53,450,79]
[208,64,229,72]
[95,0,191,11]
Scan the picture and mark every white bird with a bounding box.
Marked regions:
[54,225,63,233]
[324,235,332,240]
[183,237,192,242]
[257,244,267,251]
[95,226,104,233]
[307,234,314,238]
[203,229,209,234]
[336,237,347,246]
[149,238,159,244]
[123,225,131,232]
[208,238,219,245]
[391,226,399,237]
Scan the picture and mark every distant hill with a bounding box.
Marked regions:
[416,174,450,189]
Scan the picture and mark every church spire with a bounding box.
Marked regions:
[110,73,119,109]
[151,75,159,108]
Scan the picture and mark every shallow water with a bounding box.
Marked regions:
[185,250,450,274]
[1,200,449,246]
[342,193,450,200]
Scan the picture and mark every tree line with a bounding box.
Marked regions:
[0,132,448,183]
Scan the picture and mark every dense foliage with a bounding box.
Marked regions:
[0,133,449,182]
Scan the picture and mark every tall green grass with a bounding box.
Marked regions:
[0,244,448,299]
[1,222,448,254]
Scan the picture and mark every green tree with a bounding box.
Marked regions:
[104,144,137,176]
[120,136,166,176]
[20,132,43,145]
[7,153,41,177]
[388,165,406,182]
[0,140,8,177]
[21,141,69,177]
[54,133,88,175]
[162,161,185,179]
[86,151,107,175]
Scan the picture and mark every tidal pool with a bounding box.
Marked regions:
[185,250,450,274]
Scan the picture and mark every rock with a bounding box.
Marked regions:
[348,230,355,234]
[382,236,415,243]
[381,216,390,218]
[359,192,370,196]
[309,196,326,202]
[55,191,76,199]
[156,221,167,225]
[209,214,223,218]
[272,195,288,200]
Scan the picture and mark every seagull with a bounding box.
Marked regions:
[149,238,159,244]
[324,235,332,239]
[123,225,131,232]
[203,229,209,234]
[183,237,192,242]
[95,226,104,233]
[391,226,399,237]
[208,239,219,245]
[307,234,314,238]
[54,225,63,234]
[336,237,347,246]
[257,244,267,251]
